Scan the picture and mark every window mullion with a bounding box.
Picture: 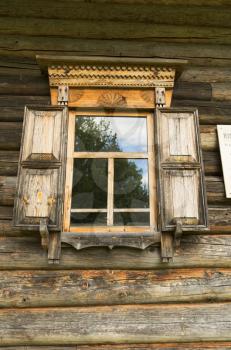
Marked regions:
[107,158,114,226]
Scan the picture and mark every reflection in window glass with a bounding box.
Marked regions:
[71,158,108,209]
[114,159,149,209]
[71,212,107,226]
[114,212,150,226]
[75,116,147,152]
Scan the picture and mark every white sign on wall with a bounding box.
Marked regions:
[217,125,231,198]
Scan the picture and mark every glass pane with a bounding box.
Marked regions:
[114,159,149,208]
[114,212,150,226]
[71,212,107,226]
[71,158,108,209]
[75,116,147,152]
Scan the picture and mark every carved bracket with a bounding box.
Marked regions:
[155,87,166,108]
[58,85,69,105]
[39,218,61,264]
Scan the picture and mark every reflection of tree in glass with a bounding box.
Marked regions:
[76,117,119,152]
[114,159,149,209]
[72,117,149,225]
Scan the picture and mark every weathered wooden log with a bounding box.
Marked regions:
[0,95,49,107]
[0,235,230,270]
[180,67,231,83]
[0,107,24,122]
[9,344,231,350]
[0,343,231,350]
[0,303,231,345]
[0,74,49,96]
[209,207,231,231]
[0,268,230,308]
[173,82,212,101]
[1,1,231,28]
[0,122,22,150]
[2,17,231,44]
[0,176,16,206]
[0,150,19,176]
[0,206,12,220]
[212,82,231,101]
[1,36,231,66]
[203,151,221,175]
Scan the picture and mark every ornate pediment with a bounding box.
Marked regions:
[37,55,187,88]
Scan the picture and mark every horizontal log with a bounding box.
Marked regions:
[0,74,49,96]
[0,95,49,107]
[203,151,221,175]
[1,1,231,28]
[209,207,231,231]
[2,18,231,45]
[0,122,22,150]
[212,82,231,101]
[173,82,212,101]
[0,150,19,176]
[1,344,231,350]
[1,343,231,350]
[0,206,13,220]
[0,176,16,206]
[0,235,231,269]
[0,303,231,345]
[1,36,231,66]
[180,67,231,83]
[0,268,231,308]
[0,107,24,122]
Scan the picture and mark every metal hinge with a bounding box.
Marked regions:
[155,87,166,108]
[58,85,69,106]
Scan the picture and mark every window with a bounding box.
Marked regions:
[13,56,209,263]
[63,111,156,233]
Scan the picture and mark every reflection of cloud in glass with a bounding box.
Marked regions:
[106,117,147,152]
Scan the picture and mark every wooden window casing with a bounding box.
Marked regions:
[63,110,157,234]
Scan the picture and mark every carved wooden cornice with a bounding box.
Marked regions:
[37,55,187,89]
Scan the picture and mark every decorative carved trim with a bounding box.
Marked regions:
[98,92,127,107]
[48,64,176,88]
[61,231,161,250]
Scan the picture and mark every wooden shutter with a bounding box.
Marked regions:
[13,106,68,231]
[156,108,208,232]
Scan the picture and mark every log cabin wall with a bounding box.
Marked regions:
[0,0,231,348]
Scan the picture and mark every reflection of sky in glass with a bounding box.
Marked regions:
[75,116,147,152]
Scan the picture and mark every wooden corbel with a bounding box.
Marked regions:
[39,218,61,264]
[161,218,184,263]
[40,218,49,249]
[155,87,166,108]
[161,217,198,262]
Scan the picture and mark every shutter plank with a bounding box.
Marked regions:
[13,106,68,231]
[156,108,208,236]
